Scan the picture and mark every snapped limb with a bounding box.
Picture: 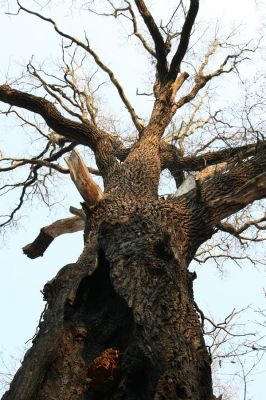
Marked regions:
[23,215,85,259]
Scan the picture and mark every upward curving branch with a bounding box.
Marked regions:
[16,0,143,134]
[134,0,168,81]
[125,1,156,58]
[168,0,199,81]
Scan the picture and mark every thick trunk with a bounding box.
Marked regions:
[3,197,214,400]
[2,119,218,399]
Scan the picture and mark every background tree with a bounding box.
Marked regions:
[0,1,265,399]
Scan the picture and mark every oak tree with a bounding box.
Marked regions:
[1,1,266,399]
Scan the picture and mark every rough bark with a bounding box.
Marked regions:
[4,145,265,399]
[3,200,213,400]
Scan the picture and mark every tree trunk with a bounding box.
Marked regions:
[2,192,214,400]
[3,88,263,400]
[1,2,266,399]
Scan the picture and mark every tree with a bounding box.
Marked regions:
[0,1,265,399]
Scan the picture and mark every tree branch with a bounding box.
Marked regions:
[217,214,266,236]
[126,1,156,57]
[64,150,103,204]
[168,0,199,81]
[164,151,266,263]
[170,39,252,118]
[0,84,99,146]
[161,141,266,179]
[16,0,143,134]
[201,152,266,223]
[0,157,69,174]
[0,84,119,175]
[23,216,85,259]
[27,62,84,122]
[3,151,102,256]
[134,0,168,81]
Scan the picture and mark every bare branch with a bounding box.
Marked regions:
[27,62,84,122]
[0,84,97,146]
[0,165,39,228]
[0,108,50,139]
[172,40,254,116]
[0,84,119,175]
[0,157,69,174]
[23,215,85,258]
[83,33,144,133]
[16,0,143,133]
[168,0,199,81]
[134,0,168,81]
[202,153,266,224]
[161,140,266,179]
[126,1,156,57]
[86,1,156,57]
[217,214,266,240]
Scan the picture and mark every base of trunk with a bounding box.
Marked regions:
[3,247,214,400]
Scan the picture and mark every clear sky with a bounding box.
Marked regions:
[0,1,265,399]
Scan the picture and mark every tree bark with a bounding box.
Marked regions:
[3,143,265,400]
[3,190,215,400]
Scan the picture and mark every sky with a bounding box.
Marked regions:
[0,1,266,399]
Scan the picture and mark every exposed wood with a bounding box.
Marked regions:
[196,162,227,181]
[65,150,103,205]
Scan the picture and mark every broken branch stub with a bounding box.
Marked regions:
[23,151,102,258]
[23,216,85,258]
[65,150,103,205]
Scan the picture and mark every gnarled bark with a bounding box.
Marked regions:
[3,198,213,400]
[5,145,265,399]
